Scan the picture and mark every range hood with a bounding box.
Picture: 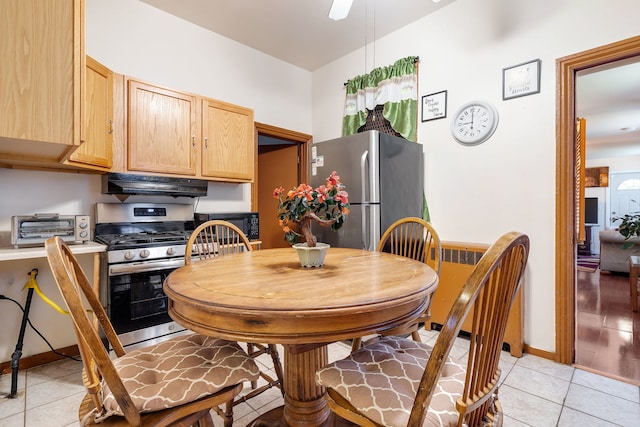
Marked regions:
[102,173,208,199]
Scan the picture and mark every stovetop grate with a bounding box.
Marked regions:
[95,221,194,250]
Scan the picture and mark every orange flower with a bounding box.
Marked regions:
[326,171,340,188]
[316,185,328,203]
[335,190,349,204]
[294,184,314,201]
[273,186,284,198]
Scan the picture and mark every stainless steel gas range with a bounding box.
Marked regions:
[94,203,195,348]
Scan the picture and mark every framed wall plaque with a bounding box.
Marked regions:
[502,59,541,100]
[421,90,447,122]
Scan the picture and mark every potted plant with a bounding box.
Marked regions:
[615,212,640,249]
[273,171,349,266]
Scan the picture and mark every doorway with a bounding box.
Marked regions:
[252,123,311,249]
[556,35,640,368]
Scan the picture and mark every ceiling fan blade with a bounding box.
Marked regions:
[329,0,353,21]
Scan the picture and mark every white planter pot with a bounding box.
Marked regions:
[292,242,330,267]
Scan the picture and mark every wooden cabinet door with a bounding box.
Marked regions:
[0,0,85,165]
[128,80,198,176]
[201,98,254,181]
[68,56,113,169]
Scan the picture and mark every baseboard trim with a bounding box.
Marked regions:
[523,344,555,361]
[0,345,80,375]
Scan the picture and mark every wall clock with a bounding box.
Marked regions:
[450,101,499,146]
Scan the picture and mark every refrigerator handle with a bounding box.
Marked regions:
[361,150,369,250]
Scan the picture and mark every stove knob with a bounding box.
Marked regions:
[166,247,176,256]
[124,251,135,260]
[140,249,150,258]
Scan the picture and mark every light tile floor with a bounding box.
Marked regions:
[1,329,639,426]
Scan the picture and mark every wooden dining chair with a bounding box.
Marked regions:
[317,231,529,427]
[44,236,261,427]
[351,217,442,351]
[186,220,285,406]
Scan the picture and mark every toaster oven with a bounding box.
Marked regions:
[11,214,91,248]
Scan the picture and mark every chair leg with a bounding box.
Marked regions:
[268,344,285,396]
[197,410,215,427]
[351,337,362,353]
[246,343,258,389]
[411,330,422,342]
[223,401,234,427]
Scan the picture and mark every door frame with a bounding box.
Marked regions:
[251,122,312,212]
[556,35,640,364]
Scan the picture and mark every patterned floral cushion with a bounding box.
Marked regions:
[100,333,260,417]
[316,336,465,427]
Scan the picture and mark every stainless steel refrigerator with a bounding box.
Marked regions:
[309,130,424,250]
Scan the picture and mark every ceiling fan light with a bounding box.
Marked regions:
[329,0,353,21]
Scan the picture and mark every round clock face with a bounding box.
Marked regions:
[451,101,499,146]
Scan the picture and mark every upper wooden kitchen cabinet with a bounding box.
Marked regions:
[66,56,114,170]
[126,77,255,182]
[127,79,198,176]
[201,98,255,182]
[0,0,85,168]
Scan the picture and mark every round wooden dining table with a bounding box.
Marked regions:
[164,247,438,427]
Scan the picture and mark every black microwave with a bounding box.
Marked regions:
[194,212,259,241]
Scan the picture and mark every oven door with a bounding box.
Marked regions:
[106,260,188,348]
[108,268,173,334]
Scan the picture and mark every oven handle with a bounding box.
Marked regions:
[109,258,186,275]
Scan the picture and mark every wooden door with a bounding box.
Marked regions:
[258,143,299,249]
[201,98,254,181]
[127,79,198,175]
[68,56,113,169]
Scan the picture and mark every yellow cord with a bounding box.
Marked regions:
[23,269,69,315]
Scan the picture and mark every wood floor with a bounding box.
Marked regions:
[576,267,640,385]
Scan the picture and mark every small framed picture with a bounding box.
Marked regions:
[502,59,541,100]
[421,90,447,122]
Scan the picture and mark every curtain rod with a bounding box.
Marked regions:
[343,56,419,86]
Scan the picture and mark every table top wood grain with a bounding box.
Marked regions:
[164,247,439,344]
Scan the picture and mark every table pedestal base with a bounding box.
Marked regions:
[247,344,346,426]
[247,407,355,427]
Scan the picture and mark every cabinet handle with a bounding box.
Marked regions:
[204,137,208,149]
[107,119,113,134]
[192,135,196,148]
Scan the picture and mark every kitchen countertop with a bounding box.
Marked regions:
[0,232,106,262]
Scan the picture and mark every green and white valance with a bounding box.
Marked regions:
[343,56,418,141]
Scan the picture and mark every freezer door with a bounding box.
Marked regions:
[379,133,424,234]
[310,131,379,204]
[312,203,379,250]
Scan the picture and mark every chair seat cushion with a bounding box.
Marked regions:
[316,336,465,427]
[101,333,260,416]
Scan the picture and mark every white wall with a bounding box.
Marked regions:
[0,0,313,363]
[311,0,640,352]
